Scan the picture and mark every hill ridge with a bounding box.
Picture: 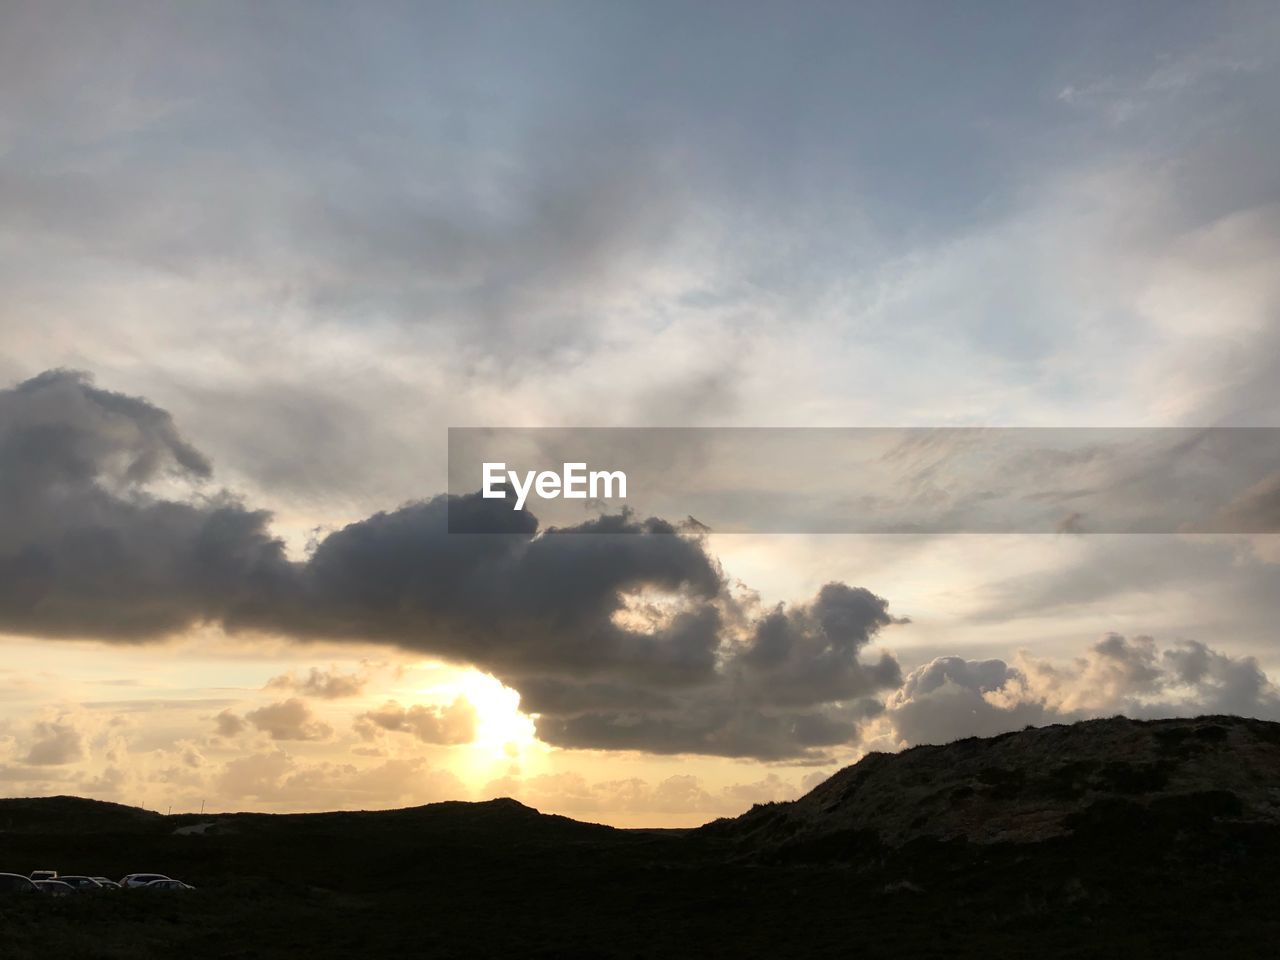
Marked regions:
[702,714,1280,849]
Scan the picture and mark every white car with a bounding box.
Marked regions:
[120,873,172,888]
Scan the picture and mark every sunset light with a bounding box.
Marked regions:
[3,2,1279,955]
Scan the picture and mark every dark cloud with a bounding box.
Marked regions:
[527,585,902,759]
[267,504,901,758]
[533,696,886,761]
[279,501,725,684]
[739,584,904,705]
[0,372,905,760]
[1157,639,1278,716]
[0,370,290,639]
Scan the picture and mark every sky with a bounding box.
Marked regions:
[1,1,1279,827]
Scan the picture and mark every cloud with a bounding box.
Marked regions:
[529,583,899,759]
[244,699,333,742]
[968,533,1280,637]
[881,633,1280,747]
[79,764,129,796]
[720,772,803,807]
[0,370,288,640]
[218,750,293,798]
[482,770,806,820]
[0,372,905,760]
[0,763,72,784]
[355,697,478,746]
[12,379,1274,765]
[218,750,464,806]
[1,5,1278,822]
[22,719,83,765]
[1211,472,1280,534]
[213,709,245,738]
[738,584,904,705]
[267,667,367,699]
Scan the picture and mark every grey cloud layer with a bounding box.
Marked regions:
[2,1,1278,531]
[0,371,903,759]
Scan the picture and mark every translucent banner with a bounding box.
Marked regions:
[447,427,1280,534]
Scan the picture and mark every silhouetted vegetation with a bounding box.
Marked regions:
[4,716,1280,958]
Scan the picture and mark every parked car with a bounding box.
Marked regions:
[92,877,122,890]
[57,875,104,892]
[29,869,58,881]
[120,873,172,888]
[145,879,195,891]
[0,872,37,894]
[33,880,75,897]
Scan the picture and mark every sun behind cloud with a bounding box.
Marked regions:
[414,666,540,767]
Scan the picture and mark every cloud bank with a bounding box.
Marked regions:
[4,370,1279,764]
[883,633,1280,747]
[0,370,902,760]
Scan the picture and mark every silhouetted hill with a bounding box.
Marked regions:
[0,794,617,841]
[4,716,1280,958]
[167,796,620,844]
[0,795,163,834]
[702,714,1280,854]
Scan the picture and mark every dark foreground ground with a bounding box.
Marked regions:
[5,717,1280,958]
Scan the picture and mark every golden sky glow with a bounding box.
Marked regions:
[0,629,831,827]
